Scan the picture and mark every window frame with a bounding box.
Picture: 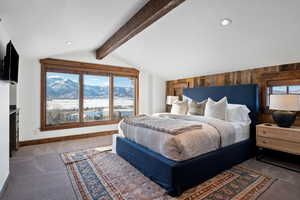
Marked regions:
[40,58,139,131]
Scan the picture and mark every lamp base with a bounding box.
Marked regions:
[272,111,296,128]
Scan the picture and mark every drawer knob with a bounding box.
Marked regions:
[263,131,266,134]
[262,140,267,144]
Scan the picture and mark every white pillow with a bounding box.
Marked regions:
[182,95,193,103]
[204,97,228,120]
[226,104,251,122]
[171,100,188,115]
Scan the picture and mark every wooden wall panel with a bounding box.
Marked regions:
[166,62,300,125]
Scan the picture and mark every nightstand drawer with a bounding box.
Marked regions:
[257,126,300,143]
[257,136,300,155]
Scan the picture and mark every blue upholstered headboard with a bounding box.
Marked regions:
[183,84,259,137]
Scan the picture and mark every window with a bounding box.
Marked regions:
[113,76,135,119]
[271,86,287,94]
[40,59,139,131]
[288,85,300,94]
[46,72,80,125]
[83,75,110,122]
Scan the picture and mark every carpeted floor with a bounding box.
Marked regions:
[2,135,300,200]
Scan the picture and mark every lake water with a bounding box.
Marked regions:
[47,98,134,110]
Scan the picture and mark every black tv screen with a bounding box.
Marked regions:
[1,41,19,83]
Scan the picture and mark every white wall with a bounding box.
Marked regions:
[0,24,10,193]
[18,51,166,141]
[152,75,166,113]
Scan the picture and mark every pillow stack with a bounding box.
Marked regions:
[170,96,251,123]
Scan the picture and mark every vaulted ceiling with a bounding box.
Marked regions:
[1,0,300,80]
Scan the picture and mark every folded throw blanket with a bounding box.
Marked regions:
[123,115,202,135]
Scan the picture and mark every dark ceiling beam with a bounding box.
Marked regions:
[96,0,185,59]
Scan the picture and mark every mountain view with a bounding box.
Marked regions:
[47,76,134,99]
[46,75,135,125]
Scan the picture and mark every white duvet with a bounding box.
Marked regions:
[118,113,245,161]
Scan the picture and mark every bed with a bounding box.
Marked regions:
[116,84,259,196]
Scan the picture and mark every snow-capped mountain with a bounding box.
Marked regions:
[47,77,134,99]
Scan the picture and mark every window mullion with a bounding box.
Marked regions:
[79,73,84,125]
[135,78,139,115]
[109,75,114,120]
[270,86,273,94]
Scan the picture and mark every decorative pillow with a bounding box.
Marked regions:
[204,97,228,120]
[182,95,193,103]
[226,104,251,122]
[188,100,207,115]
[171,100,188,115]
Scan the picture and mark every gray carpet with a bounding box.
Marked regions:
[2,135,300,200]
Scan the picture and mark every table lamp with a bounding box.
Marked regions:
[269,94,300,127]
[166,96,179,105]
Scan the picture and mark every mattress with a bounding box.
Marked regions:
[118,114,250,161]
[231,121,250,143]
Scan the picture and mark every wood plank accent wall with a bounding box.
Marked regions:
[166,62,300,125]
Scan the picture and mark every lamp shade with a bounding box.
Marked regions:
[166,96,179,105]
[269,94,300,111]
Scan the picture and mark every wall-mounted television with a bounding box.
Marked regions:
[0,41,19,83]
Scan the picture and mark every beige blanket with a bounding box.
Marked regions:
[123,115,202,136]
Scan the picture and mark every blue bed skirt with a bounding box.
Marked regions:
[116,137,255,196]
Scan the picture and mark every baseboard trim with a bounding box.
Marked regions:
[0,174,9,199]
[19,130,118,146]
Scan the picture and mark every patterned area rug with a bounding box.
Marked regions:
[61,147,276,200]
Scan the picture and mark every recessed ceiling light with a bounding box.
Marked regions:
[220,18,232,27]
[66,41,72,45]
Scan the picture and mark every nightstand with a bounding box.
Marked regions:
[256,123,300,172]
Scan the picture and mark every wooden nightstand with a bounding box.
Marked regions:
[256,124,300,155]
[256,123,300,172]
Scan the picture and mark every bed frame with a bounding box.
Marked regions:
[116,84,259,196]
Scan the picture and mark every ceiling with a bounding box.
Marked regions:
[0,0,147,58]
[1,0,300,80]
